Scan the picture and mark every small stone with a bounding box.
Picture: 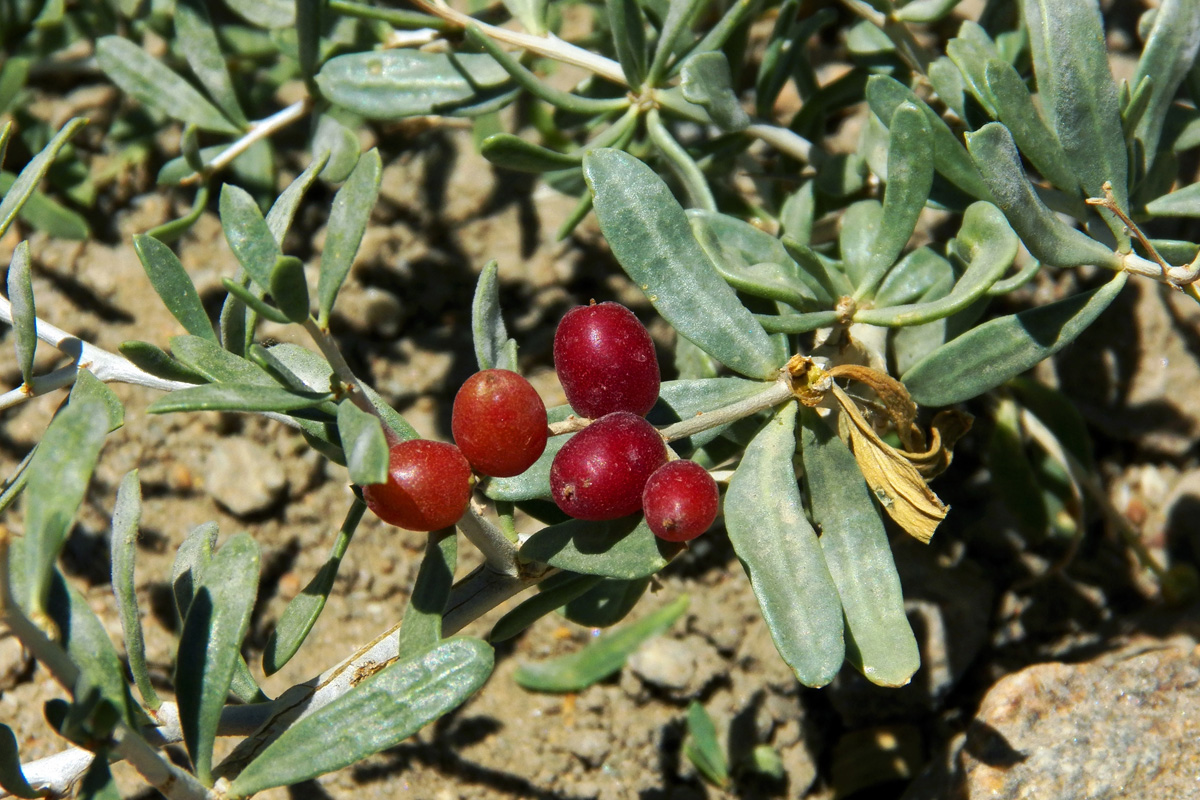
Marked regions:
[567,730,611,768]
[205,438,288,517]
[627,637,696,692]
[956,639,1200,799]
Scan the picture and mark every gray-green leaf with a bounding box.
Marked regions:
[318,149,381,324]
[6,241,35,384]
[519,516,676,580]
[147,384,332,414]
[336,402,388,486]
[134,234,216,341]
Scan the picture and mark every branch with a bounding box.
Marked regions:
[179,99,314,187]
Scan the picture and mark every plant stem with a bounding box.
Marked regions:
[179,99,314,187]
[459,502,521,576]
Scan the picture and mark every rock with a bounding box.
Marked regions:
[567,729,612,768]
[628,635,723,698]
[205,438,288,517]
[956,638,1200,799]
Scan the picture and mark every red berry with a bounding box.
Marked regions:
[553,301,660,419]
[642,460,719,542]
[452,369,548,477]
[550,412,667,520]
[363,440,472,531]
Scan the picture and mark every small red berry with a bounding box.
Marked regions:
[642,460,719,542]
[550,412,667,521]
[452,369,548,477]
[363,440,472,531]
[553,301,660,419]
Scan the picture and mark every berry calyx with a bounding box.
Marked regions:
[362,439,472,531]
[553,301,660,419]
[452,369,548,477]
[642,460,720,542]
[550,411,667,521]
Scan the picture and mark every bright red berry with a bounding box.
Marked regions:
[550,412,667,521]
[642,460,719,542]
[362,440,472,531]
[553,301,660,419]
[452,369,548,478]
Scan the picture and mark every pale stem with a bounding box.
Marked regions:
[180,99,314,187]
[658,378,793,442]
[301,317,384,421]
[459,502,521,576]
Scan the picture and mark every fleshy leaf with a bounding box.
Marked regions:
[684,702,729,787]
[396,528,457,653]
[519,516,677,580]
[489,572,604,643]
[147,384,332,414]
[6,241,34,384]
[266,151,330,244]
[264,501,365,675]
[1130,0,1200,175]
[0,118,86,241]
[471,260,517,371]
[336,402,388,486]
[724,403,844,687]
[220,184,281,293]
[228,638,494,798]
[176,0,248,127]
[800,409,920,686]
[0,725,40,799]
[679,51,749,132]
[134,234,216,341]
[95,37,238,134]
[513,594,688,692]
[316,51,515,119]
[109,470,159,709]
[317,149,381,325]
[903,272,1129,406]
[584,149,780,379]
[176,533,260,785]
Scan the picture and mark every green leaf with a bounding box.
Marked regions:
[176,533,260,785]
[68,371,123,433]
[77,756,120,800]
[316,51,515,119]
[561,576,649,628]
[317,149,381,325]
[471,260,517,371]
[688,210,830,308]
[221,276,290,324]
[481,134,581,173]
[725,403,844,687]
[396,528,457,653]
[172,522,219,619]
[647,377,774,451]
[584,149,779,380]
[264,500,364,675]
[855,201,1018,326]
[799,410,919,687]
[133,234,216,341]
[513,594,689,692]
[170,335,271,383]
[894,0,964,22]
[296,0,322,82]
[987,396,1050,538]
[1021,0,1128,210]
[0,725,40,799]
[220,184,281,292]
[109,470,159,709]
[6,241,34,385]
[1144,181,1200,217]
[903,271,1129,406]
[519,516,677,580]
[0,118,86,241]
[21,402,108,621]
[646,0,708,85]
[684,702,729,787]
[311,113,361,183]
[874,247,954,308]
[855,102,934,300]
[228,638,494,798]
[490,572,604,642]
[680,52,749,132]
[1131,0,1200,174]
[225,0,294,27]
[980,59,1078,192]
[865,76,992,201]
[336,402,388,486]
[269,255,310,323]
[95,37,238,134]
[266,151,330,244]
[965,123,1120,268]
[0,171,89,239]
[176,0,248,127]
[606,0,648,85]
[148,383,333,414]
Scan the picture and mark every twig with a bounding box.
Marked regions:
[458,502,520,576]
[179,99,314,187]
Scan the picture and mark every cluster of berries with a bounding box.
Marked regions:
[363,301,720,543]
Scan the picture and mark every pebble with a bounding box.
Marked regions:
[956,638,1200,799]
[205,438,288,517]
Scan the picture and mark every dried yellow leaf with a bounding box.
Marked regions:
[831,384,947,544]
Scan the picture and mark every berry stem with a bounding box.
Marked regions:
[302,318,396,438]
[458,502,521,577]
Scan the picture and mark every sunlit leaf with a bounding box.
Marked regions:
[317,149,381,325]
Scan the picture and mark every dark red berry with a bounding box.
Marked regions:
[550,412,667,521]
[642,460,719,542]
[363,440,472,531]
[452,369,548,478]
[553,301,660,419]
